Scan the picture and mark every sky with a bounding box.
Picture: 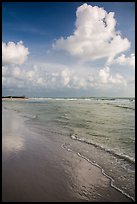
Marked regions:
[2,2,135,97]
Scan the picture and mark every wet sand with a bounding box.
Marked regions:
[2,107,133,202]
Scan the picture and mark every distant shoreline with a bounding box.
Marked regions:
[2,96,28,99]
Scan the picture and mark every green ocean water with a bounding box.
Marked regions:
[2,97,135,161]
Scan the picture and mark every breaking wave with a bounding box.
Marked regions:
[70,134,135,165]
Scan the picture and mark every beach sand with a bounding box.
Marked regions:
[2,107,133,202]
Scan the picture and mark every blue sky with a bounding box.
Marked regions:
[2,2,135,97]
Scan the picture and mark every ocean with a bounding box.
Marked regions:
[2,97,135,201]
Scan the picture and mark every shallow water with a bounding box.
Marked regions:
[2,97,135,201]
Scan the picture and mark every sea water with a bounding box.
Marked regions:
[2,97,135,200]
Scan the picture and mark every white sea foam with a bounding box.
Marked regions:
[70,134,135,164]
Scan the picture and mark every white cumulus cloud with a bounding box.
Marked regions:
[53,3,130,63]
[97,66,127,86]
[61,69,71,86]
[2,62,128,92]
[110,53,135,69]
[2,41,29,65]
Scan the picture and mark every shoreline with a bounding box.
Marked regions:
[2,107,134,202]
